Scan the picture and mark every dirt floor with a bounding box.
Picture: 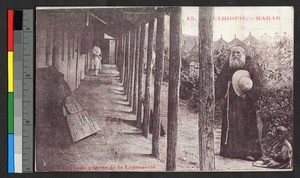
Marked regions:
[39,64,270,172]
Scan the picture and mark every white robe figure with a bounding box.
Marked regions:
[92,45,102,76]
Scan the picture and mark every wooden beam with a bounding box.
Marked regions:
[133,28,140,114]
[118,39,122,70]
[128,30,136,106]
[94,10,137,29]
[198,7,215,171]
[52,13,63,70]
[123,33,130,94]
[118,38,122,80]
[45,13,54,66]
[114,40,118,67]
[122,36,126,84]
[137,24,146,127]
[152,13,164,159]
[126,33,131,99]
[119,39,122,71]
[90,12,126,38]
[118,11,156,25]
[119,37,124,82]
[75,35,79,88]
[143,19,155,138]
[67,33,72,84]
[166,7,182,171]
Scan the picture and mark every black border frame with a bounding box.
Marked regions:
[0,0,299,178]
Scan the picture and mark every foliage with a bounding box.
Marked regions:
[163,55,169,82]
[179,64,199,100]
[179,33,293,155]
[259,87,293,155]
[213,45,230,75]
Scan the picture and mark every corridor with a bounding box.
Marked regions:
[35,64,267,172]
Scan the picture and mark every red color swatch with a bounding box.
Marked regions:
[8,10,14,51]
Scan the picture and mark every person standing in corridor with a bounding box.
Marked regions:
[92,41,102,77]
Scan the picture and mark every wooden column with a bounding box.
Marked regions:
[198,7,215,171]
[120,36,125,83]
[119,38,123,72]
[122,36,126,85]
[128,30,135,106]
[133,27,140,114]
[137,24,146,126]
[75,35,79,88]
[52,13,61,69]
[166,7,181,171]
[118,38,122,81]
[152,13,164,159]
[115,39,119,69]
[118,39,122,71]
[126,32,131,99]
[124,33,130,94]
[67,33,72,85]
[143,19,155,138]
[123,35,127,86]
[126,32,132,97]
[46,14,54,66]
[115,40,118,66]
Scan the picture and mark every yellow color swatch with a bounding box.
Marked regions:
[8,51,14,92]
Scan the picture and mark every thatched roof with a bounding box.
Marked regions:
[243,32,259,47]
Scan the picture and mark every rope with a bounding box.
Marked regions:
[225,81,231,145]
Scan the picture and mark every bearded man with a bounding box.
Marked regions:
[216,45,263,161]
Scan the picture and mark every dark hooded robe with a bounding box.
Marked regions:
[216,58,263,160]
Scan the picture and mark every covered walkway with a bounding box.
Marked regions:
[37,64,266,171]
[41,65,166,171]
[35,7,268,172]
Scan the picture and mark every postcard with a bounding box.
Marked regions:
[35,6,293,172]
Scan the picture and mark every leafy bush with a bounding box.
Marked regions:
[258,87,293,155]
[180,33,293,155]
[163,57,169,82]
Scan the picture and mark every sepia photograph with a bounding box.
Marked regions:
[35,6,293,172]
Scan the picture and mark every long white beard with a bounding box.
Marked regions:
[229,56,245,69]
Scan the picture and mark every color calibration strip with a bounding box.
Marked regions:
[8,9,14,173]
[14,10,24,173]
[8,9,34,173]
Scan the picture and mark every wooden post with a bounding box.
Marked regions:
[166,7,181,171]
[46,14,54,66]
[52,14,60,69]
[198,7,215,171]
[128,30,135,106]
[119,38,122,81]
[115,39,118,69]
[124,33,130,94]
[67,34,72,85]
[126,32,131,100]
[152,13,164,159]
[120,36,125,83]
[126,32,132,98]
[137,24,146,126]
[143,19,154,138]
[75,35,79,88]
[133,28,140,114]
[52,14,62,71]
[115,40,118,66]
[122,36,126,85]
[118,39,122,70]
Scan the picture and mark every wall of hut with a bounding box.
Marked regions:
[36,11,100,90]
